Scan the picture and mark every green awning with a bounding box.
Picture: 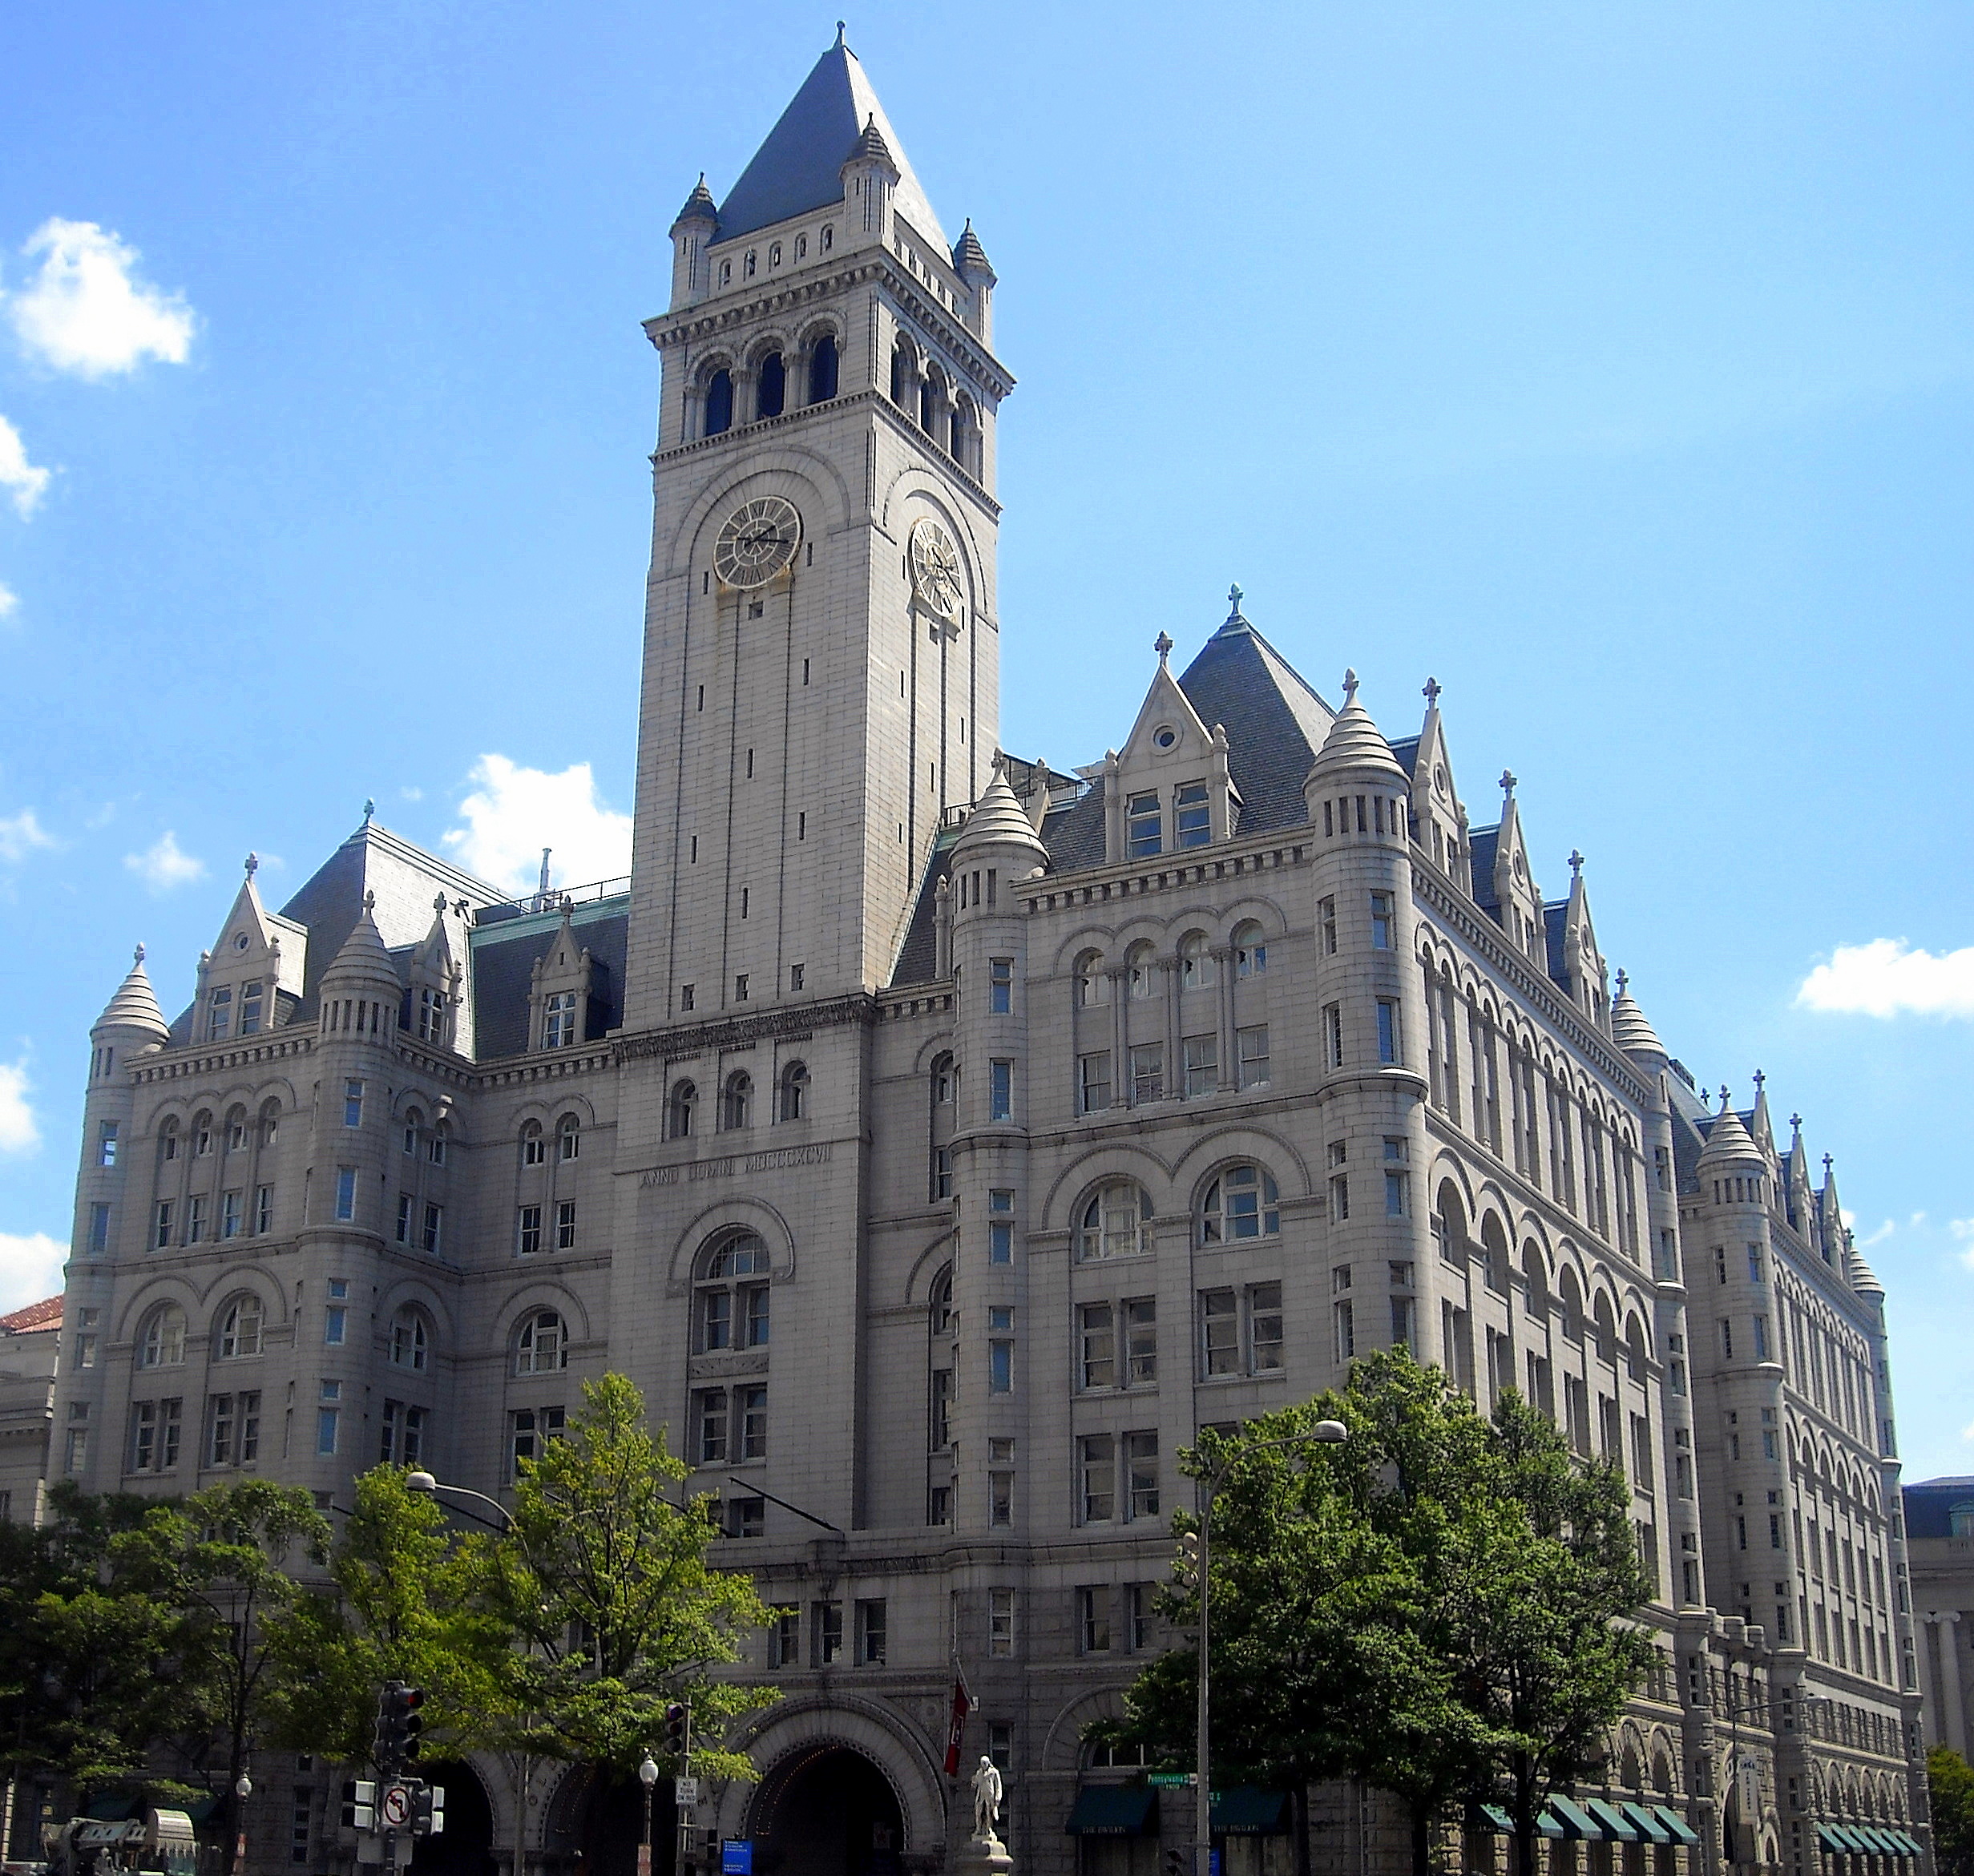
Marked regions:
[1890,1830,1923,1857]
[1066,1786,1158,1836]
[1863,1829,1903,1854]
[1828,1826,1870,1854]
[1583,1800,1640,1842]
[1479,1804,1564,1840]
[1851,1829,1889,1854]
[1817,1826,1851,1854]
[1211,1789,1290,1835]
[1621,1803,1675,1845]
[1653,1807,1702,1847]
[1546,1797,1603,1841]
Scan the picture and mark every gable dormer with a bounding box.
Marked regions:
[1558,850,1611,1027]
[405,893,469,1055]
[527,906,597,1054]
[1100,635,1241,865]
[1403,679,1473,895]
[192,855,308,1044]
[1485,775,1545,966]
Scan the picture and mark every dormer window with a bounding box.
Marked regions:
[821,224,833,253]
[718,259,732,288]
[240,981,264,1035]
[796,235,808,260]
[768,241,781,268]
[544,991,578,1050]
[1175,781,1210,848]
[745,249,757,278]
[416,985,447,1043]
[208,986,232,1041]
[1127,791,1161,858]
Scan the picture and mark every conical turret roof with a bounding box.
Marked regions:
[320,894,402,988]
[954,769,1048,865]
[1609,970,1667,1062]
[1697,1093,1762,1168]
[1846,1236,1885,1298]
[952,219,995,280]
[1306,672,1405,782]
[95,944,169,1041]
[671,173,718,231]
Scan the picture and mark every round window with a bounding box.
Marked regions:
[1153,725,1177,750]
[234,933,250,950]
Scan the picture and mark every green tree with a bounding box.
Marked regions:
[476,1374,778,1779]
[260,1467,512,1769]
[1930,1747,1974,1876]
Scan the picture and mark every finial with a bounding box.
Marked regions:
[1342,668,1359,705]
[363,890,376,913]
[1227,582,1243,617]
[1615,967,1628,995]
[1718,1084,1731,1113]
[835,18,846,46]
[434,891,449,914]
[1568,849,1584,877]
[1753,1069,1766,1091]
[1500,769,1516,797]
[362,798,375,822]
[1154,630,1174,666]
[244,851,259,878]
[1422,676,1441,708]
[1790,1112,1802,1135]
[1823,1153,1833,1173]
[134,942,146,965]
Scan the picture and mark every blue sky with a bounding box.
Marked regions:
[1,3,1969,1473]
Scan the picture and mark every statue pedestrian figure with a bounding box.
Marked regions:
[971,1755,1003,1840]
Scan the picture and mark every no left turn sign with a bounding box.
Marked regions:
[381,1785,413,1828]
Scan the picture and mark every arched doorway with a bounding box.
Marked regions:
[543,1765,676,1876]
[409,1761,496,1876]
[749,1745,904,1876]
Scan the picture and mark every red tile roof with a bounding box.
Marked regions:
[0,1295,63,1333]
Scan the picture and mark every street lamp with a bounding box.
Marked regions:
[407,1470,514,1531]
[233,1773,252,1876]
[638,1753,660,1876]
[1192,1420,1349,1876]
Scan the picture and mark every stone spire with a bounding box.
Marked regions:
[94,943,169,1043]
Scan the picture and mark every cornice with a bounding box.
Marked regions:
[135,1034,316,1083]
[1415,868,1651,1107]
[614,991,881,1063]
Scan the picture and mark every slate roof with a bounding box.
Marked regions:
[712,39,947,250]
[890,838,959,989]
[1039,782,1108,873]
[1173,615,1336,837]
[469,902,628,1060]
[1543,902,1571,989]
[1467,825,1502,910]
[1903,1478,1974,1539]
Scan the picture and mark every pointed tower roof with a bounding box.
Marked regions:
[671,173,719,232]
[1846,1234,1885,1298]
[95,944,169,1042]
[1750,1070,1777,1161]
[1697,1089,1762,1168]
[954,768,1049,865]
[1609,970,1668,1063]
[1306,671,1406,783]
[952,219,995,281]
[714,35,947,248]
[320,893,402,990]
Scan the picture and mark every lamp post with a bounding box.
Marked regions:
[233,1773,252,1876]
[1192,1421,1349,1876]
[638,1754,660,1876]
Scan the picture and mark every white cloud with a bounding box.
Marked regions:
[1794,938,1974,1019]
[0,414,50,517]
[442,755,632,896]
[0,1232,64,1313]
[0,581,15,619]
[7,219,196,377]
[124,829,205,893]
[0,1060,39,1155]
[0,809,55,862]
[1858,1219,1895,1248]
[1953,1219,1974,1273]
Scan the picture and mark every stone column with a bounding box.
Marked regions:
[1940,1612,1968,1757]
[1213,946,1237,1091]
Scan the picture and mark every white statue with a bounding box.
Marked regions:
[971,1754,1003,1838]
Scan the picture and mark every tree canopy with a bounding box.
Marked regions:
[1931,1747,1974,1876]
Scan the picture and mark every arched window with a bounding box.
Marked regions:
[1522,1244,1549,1322]
[890,342,913,406]
[1200,1164,1279,1243]
[403,1107,424,1156]
[779,1061,809,1122]
[224,1105,248,1153]
[668,1080,696,1140]
[807,333,838,404]
[521,1121,546,1167]
[429,1122,448,1166]
[744,248,757,278]
[718,259,732,288]
[392,1307,430,1371]
[756,350,785,420]
[1233,922,1266,977]
[1179,933,1215,990]
[159,1116,180,1163]
[704,369,733,437]
[929,1266,954,1337]
[215,1294,263,1359]
[139,1304,186,1369]
[1625,1314,1650,1384]
[1559,1269,1585,1345]
[1593,1294,1617,1368]
[1074,950,1108,1007]
[1076,1180,1153,1261]
[930,1052,955,1104]
[259,1100,280,1147]
[928,1265,955,1456]
[721,1071,752,1131]
[1481,1215,1511,1294]
[1125,942,1156,1000]
[514,1309,567,1376]
[696,1232,770,1353]
[192,1110,214,1156]
[820,224,833,254]
[557,1115,580,1162]
[918,375,935,433]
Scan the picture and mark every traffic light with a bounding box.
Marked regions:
[341,1781,377,1832]
[414,1786,446,1838]
[664,1701,691,1759]
[372,1684,427,1773]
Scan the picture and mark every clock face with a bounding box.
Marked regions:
[714,495,802,590]
[909,518,964,622]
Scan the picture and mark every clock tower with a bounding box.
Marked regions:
[620,30,1013,1029]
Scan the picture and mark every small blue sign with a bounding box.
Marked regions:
[723,1842,753,1876]
[1209,1852,1221,1876]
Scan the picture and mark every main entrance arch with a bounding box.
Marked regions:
[408,1761,496,1876]
[543,1764,676,1876]
[746,1744,905,1876]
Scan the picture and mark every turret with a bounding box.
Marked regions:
[841,111,899,248]
[951,218,996,344]
[669,174,719,311]
[310,894,403,1239]
[1303,672,1433,1363]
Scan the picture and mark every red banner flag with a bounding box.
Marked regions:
[943,1668,975,1776]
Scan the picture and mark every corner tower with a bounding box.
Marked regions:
[624,31,1014,1026]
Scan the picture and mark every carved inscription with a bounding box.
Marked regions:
[640,1143,832,1188]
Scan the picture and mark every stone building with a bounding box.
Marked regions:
[51,30,1932,1876]
[0,1293,62,1526]
[1903,1479,1974,1760]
